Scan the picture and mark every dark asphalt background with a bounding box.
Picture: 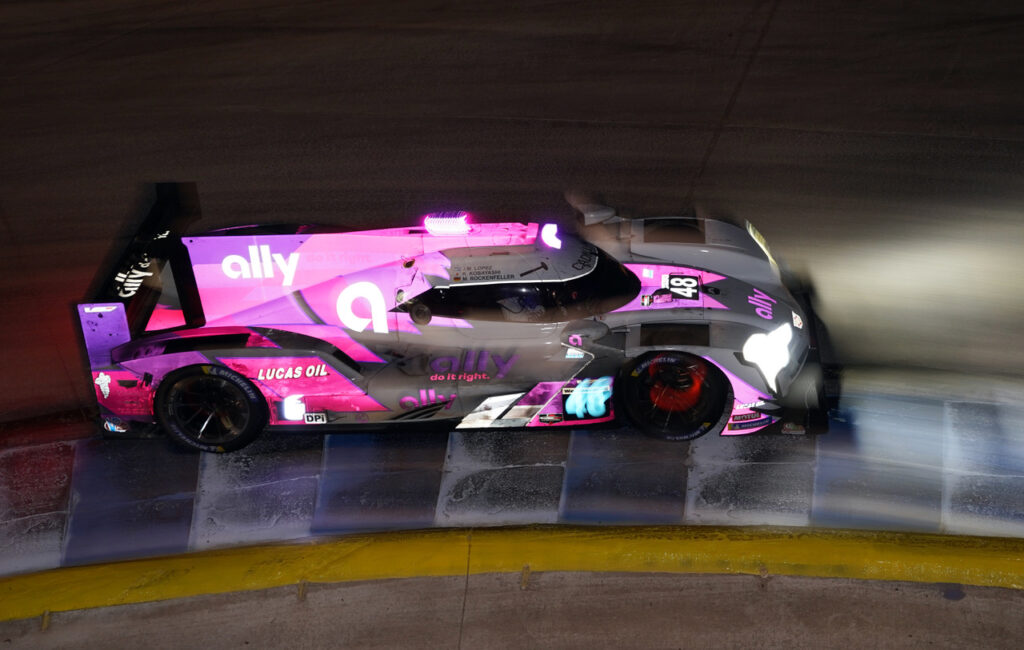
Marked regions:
[1,0,1022,422]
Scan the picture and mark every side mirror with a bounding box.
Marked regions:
[565,190,619,225]
[410,302,432,325]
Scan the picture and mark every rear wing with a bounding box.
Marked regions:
[79,183,205,370]
[89,182,205,335]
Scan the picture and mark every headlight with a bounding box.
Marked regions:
[742,323,793,393]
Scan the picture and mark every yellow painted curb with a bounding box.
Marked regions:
[2,526,1023,622]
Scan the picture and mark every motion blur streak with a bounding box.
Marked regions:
[810,371,1024,537]
[789,207,1024,374]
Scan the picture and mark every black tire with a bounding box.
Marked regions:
[617,352,732,441]
[155,365,268,452]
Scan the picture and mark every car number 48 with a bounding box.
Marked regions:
[667,274,700,300]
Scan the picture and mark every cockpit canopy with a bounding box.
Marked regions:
[402,234,640,323]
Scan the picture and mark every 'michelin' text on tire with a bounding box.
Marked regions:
[155,365,268,452]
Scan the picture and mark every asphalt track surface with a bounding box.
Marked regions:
[3,573,1021,649]
[2,525,1024,647]
[2,1,1024,646]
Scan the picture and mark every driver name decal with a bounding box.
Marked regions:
[452,263,515,283]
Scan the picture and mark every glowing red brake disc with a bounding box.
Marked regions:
[648,358,706,412]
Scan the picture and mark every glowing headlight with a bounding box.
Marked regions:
[742,323,793,392]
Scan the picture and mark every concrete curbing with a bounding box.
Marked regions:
[3,525,1024,622]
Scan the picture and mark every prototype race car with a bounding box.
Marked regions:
[78,184,838,452]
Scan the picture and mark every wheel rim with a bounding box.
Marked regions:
[625,354,724,437]
[166,375,251,445]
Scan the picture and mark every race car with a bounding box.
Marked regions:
[78,184,838,452]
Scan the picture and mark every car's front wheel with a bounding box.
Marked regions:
[617,352,732,441]
[155,365,268,452]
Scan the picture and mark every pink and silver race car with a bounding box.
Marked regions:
[78,184,837,452]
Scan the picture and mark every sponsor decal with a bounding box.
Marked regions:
[663,273,699,300]
[738,400,767,409]
[570,245,598,271]
[539,413,564,424]
[731,412,761,422]
[563,376,614,420]
[94,372,111,398]
[727,417,773,430]
[571,245,598,271]
[257,363,329,381]
[429,350,518,380]
[431,371,490,382]
[221,245,299,286]
[114,256,154,298]
[102,417,127,433]
[304,412,328,424]
[792,311,804,329]
[400,389,456,410]
[748,287,776,320]
[649,292,674,305]
[565,333,585,359]
[336,281,389,334]
[84,305,119,313]
[631,354,687,377]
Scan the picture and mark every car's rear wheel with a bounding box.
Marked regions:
[617,352,732,441]
[155,365,268,452]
